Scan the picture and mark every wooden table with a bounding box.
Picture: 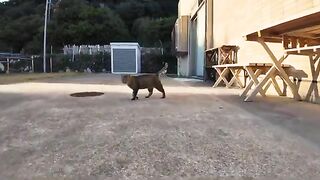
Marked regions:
[244,10,320,102]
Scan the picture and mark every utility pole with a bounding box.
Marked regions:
[48,0,52,21]
[50,46,53,73]
[43,0,49,73]
[48,0,53,73]
[159,40,164,55]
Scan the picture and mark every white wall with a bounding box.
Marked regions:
[212,0,320,103]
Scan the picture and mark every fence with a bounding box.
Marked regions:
[63,45,162,56]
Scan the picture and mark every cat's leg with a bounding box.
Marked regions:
[131,89,139,100]
[145,88,153,98]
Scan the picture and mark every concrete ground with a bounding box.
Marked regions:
[1,74,320,179]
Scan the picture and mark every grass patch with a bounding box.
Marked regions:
[0,72,82,85]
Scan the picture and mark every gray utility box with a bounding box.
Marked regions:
[110,43,141,74]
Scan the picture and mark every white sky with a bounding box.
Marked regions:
[0,0,9,2]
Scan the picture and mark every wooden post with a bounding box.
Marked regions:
[50,46,53,73]
[6,58,9,74]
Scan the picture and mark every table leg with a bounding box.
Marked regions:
[213,67,230,87]
[258,39,301,101]
[270,74,285,96]
[228,68,244,88]
[240,68,263,98]
[261,79,273,95]
[244,65,279,101]
[306,54,320,101]
[244,67,267,97]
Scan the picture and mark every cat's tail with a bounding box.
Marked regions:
[157,62,168,77]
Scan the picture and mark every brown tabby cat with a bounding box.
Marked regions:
[121,63,168,100]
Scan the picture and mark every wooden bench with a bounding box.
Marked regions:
[213,63,276,88]
[204,46,238,81]
[212,64,246,88]
[213,63,294,100]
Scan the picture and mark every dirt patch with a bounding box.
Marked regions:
[0,72,81,85]
[70,92,104,97]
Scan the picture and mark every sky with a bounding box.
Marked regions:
[0,0,8,2]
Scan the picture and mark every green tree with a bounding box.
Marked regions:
[0,14,43,52]
[132,17,153,45]
[132,16,176,50]
[0,0,44,53]
[115,0,146,29]
[48,0,131,47]
[0,0,178,54]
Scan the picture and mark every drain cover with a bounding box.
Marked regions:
[70,92,104,97]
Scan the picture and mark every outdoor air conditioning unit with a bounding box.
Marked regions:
[175,16,189,54]
[110,43,141,74]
